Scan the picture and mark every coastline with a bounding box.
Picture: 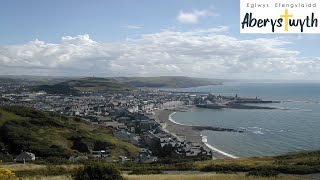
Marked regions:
[154,108,238,159]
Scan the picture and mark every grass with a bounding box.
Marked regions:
[0,106,139,161]
[0,164,80,178]
[0,163,314,180]
[123,173,305,180]
[0,174,303,180]
[0,109,24,126]
[1,164,80,172]
[17,175,72,180]
[195,151,320,174]
[1,164,47,172]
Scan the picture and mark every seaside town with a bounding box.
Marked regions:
[1,0,320,179]
[0,79,275,163]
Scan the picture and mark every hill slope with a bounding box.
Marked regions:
[61,77,135,92]
[33,76,223,94]
[196,150,320,175]
[33,77,135,94]
[0,106,139,162]
[115,76,222,88]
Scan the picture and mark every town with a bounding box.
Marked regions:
[0,78,273,164]
[0,78,216,163]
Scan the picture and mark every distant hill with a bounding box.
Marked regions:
[115,76,223,88]
[33,77,135,94]
[60,77,135,92]
[0,106,139,162]
[32,76,222,94]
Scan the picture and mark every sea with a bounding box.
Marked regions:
[170,81,320,157]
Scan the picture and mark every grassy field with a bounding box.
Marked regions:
[0,162,316,180]
[18,176,72,180]
[2,173,308,180]
[2,151,319,178]
[123,173,306,180]
[0,108,24,126]
[194,151,320,174]
[1,164,79,172]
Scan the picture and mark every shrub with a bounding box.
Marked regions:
[72,162,123,180]
[247,169,279,177]
[129,168,163,175]
[0,152,13,162]
[173,162,194,170]
[201,163,250,172]
[0,167,17,180]
[43,156,71,165]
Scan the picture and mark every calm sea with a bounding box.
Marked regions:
[171,82,320,157]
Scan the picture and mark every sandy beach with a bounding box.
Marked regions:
[154,109,237,159]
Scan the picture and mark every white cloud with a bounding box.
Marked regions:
[122,25,142,29]
[0,29,319,80]
[61,34,96,45]
[176,9,216,24]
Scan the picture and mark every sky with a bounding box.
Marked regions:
[0,0,320,80]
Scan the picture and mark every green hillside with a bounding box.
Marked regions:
[115,76,223,88]
[61,77,135,92]
[33,77,135,94]
[32,76,222,94]
[0,106,139,162]
[195,151,320,175]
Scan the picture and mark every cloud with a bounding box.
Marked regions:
[61,34,96,45]
[0,29,319,79]
[122,25,142,29]
[176,9,216,24]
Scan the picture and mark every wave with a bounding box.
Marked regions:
[204,142,238,159]
[246,127,266,135]
[169,112,238,159]
[252,131,264,135]
[278,107,312,112]
[169,112,206,127]
[201,134,238,158]
[168,112,189,126]
[284,99,320,104]
[202,135,207,143]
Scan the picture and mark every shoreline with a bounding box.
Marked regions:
[154,108,238,159]
[169,111,238,159]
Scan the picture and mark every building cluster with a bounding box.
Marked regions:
[0,81,221,163]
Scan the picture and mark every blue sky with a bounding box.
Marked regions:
[0,0,320,79]
[0,0,239,43]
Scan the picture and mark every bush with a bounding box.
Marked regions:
[201,164,250,172]
[129,168,163,175]
[0,152,13,162]
[247,169,279,177]
[72,162,123,180]
[43,156,71,164]
[0,167,17,180]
